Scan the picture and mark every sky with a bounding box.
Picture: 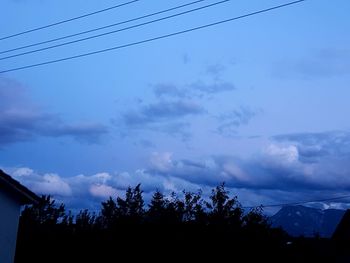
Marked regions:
[1,0,350,213]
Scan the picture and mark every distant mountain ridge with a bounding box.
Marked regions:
[270,205,345,238]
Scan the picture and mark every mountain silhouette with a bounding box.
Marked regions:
[332,209,350,242]
[270,205,345,237]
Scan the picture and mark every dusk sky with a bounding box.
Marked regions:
[1,0,350,212]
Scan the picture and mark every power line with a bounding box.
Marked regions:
[0,0,206,56]
[0,0,306,74]
[243,194,350,210]
[0,0,230,61]
[0,0,140,41]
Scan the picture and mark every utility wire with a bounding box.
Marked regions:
[0,0,230,61]
[0,0,306,74]
[0,0,140,41]
[0,0,206,55]
[243,194,350,210]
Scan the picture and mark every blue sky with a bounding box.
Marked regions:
[1,0,350,212]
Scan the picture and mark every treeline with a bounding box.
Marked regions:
[15,184,291,262]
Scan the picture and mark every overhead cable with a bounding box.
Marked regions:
[0,0,230,61]
[0,0,140,41]
[0,0,206,55]
[0,0,306,74]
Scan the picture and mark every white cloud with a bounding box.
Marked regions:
[222,163,249,182]
[29,173,72,197]
[264,144,299,164]
[89,184,120,199]
[149,152,173,173]
[11,167,34,177]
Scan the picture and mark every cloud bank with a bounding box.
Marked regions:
[7,131,350,212]
[0,78,108,146]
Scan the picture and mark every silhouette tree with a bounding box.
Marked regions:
[16,195,68,263]
[15,183,305,263]
[100,197,117,228]
[20,195,66,226]
[243,206,268,227]
[148,189,168,223]
[166,191,186,224]
[76,209,96,230]
[61,210,74,227]
[182,190,206,224]
[207,183,243,227]
[242,205,270,238]
[116,184,144,224]
[128,184,144,219]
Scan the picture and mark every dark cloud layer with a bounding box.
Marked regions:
[123,100,204,127]
[42,122,109,144]
[117,99,204,140]
[273,131,350,162]
[147,131,350,193]
[0,78,108,146]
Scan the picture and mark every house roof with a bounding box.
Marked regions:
[0,169,40,205]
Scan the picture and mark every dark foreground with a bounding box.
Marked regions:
[15,225,350,262]
[14,185,350,262]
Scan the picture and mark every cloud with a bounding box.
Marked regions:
[141,148,350,212]
[189,81,235,94]
[6,131,350,212]
[122,100,204,126]
[89,184,120,199]
[275,48,350,79]
[137,139,155,149]
[142,100,204,119]
[264,144,299,164]
[121,63,236,140]
[42,122,109,144]
[6,166,202,211]
[205,63,227,81]
[149,152,173,173]
[0,77,108,146]
[32,174,72,196]
[0,109,44,144]
[215,106,260,136]
[11,168,72,196]
[182,53,190,64]
[273,131,350,162]
[152,81,235,99]
[9,169,121,210]
[116,99,204,140]
[152,60,235,100]
[153,83,187,98]
[147,154,225,187]
[153,122,192,140]
[0,78,28,108]
[146,131,350,193]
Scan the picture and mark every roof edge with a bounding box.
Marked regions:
[0,169,40,205]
